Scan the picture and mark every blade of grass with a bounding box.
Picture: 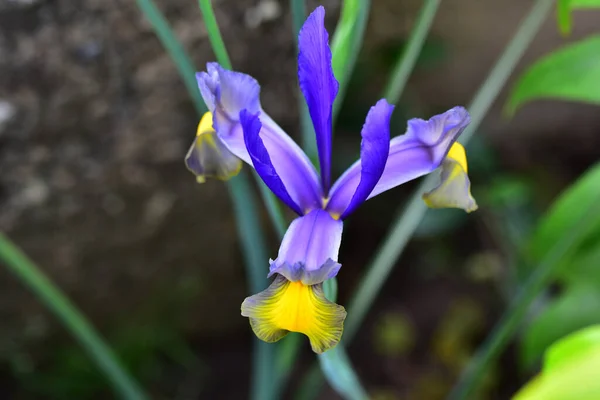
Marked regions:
[197,0,288,240]
[345,0,554,346]
[383,0,441,105]
[227,172,276,400]
[134,0,206,115]
[197,0,232,70]
[0,233,147,400]
[447,197,600,400]
[331,0,371,121]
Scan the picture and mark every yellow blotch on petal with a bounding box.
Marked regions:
[422,142,478,213]
[196,111,214,137]
[241,276,346,354]
[447,142,468,173]
[184,112,242,182]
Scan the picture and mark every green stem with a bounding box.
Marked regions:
[331,0,371,122]
[383,0,441,105]
[135,0,206,115]
[447,199,600,400]
[197,0,232,70]
[0,233,147,400]
[345,0,553,345]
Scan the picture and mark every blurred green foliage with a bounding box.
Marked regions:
[514,325,600,399]
[520,162,600,367]
[557,0,600,34]
[506,35,600,114]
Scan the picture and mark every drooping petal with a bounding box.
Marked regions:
[240,109,303,215]
[327,107,471,215]
[422,142,478,212]
[241,275,346,353]
[326,99,392,219]
[197,63,323,210]
[184,112,242,182]
[298,6,339,194]
[269,209,343,285]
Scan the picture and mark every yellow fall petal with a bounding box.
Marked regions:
[184,112,242,182]
[241,276,346,354]
[447,142,468,173]
[196,111,214,137]
[422,142,478,213]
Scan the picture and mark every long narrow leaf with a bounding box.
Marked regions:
[0,233,147,400]
[331,0,371,120]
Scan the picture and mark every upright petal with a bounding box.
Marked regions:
[327,107,471,215]
[326,100,393,219]
[241,110,303,215]
[197,63,323,210]
[423,142,478,212]
[269,209,343,285]
[184,112,242,182]
[241,275,346,354]
[298,6,339,194]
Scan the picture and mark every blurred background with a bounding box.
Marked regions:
[1,0,600,398]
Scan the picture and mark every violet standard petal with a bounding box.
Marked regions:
[298,6,339,194]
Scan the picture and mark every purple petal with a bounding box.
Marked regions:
[269,209,343,285]
[240,110,304,215]
[327,100,393,219]
[198,63,323,210]
[327,107,471,213]
[298,6,339,194]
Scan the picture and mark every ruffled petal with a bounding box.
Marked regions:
[298,6,339,194]
[197,63,323,211]
[327,107,471,212]
[241,275,346,353]
[326,99,392,218]
[422,142,478,212]
[269,209,343,285]
[240,109,303,215]
[184,112,242,182]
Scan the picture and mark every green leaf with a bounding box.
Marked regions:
[521,285,600,368]
[526,162,600,267]
[557,245,600,286]
[544,324,600,374]
[506,35,600,114]
[514,326,600,400]
[557,0,600,35]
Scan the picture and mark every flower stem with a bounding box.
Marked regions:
[383,0,441,105]
[0,233,147,400]
[197,0,232,70]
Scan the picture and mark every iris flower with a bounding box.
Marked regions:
[185,6,477,353]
